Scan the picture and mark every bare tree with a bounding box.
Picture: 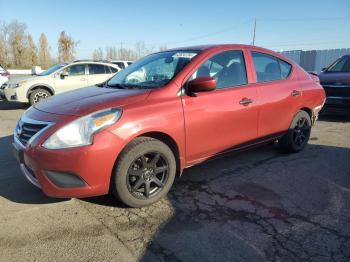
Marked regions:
[135,41,153,59]
[8,20,27,67]
[118,47,137,60]
[159,44,167,51]
[0,21,10,67]
[92,48,103,60]
[57,31,77,62]
[105,46,117,60]
[38,33,51,69]
[26,34,38,66]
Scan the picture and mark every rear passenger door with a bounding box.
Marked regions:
[251,52,301,137]
[87,64,116,86]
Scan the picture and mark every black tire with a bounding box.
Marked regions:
[29,89,51,105]
[111,137,176,208]
[279,110,312,153]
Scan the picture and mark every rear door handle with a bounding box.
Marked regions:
[291,90,301,96]
[239,98,254,105]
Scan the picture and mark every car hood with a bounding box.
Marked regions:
[34,86,151,116]
[319,72,350,85]
[6,75,41,84]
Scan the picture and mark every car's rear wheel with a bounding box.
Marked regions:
[279,110,312,153]
[111,137,176,207]
[29,89,51,105]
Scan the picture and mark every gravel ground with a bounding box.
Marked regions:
[0,97,349,262]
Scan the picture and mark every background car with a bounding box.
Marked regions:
[319,54,350,115]
[0,64,10,93]
[2,60,120,105]
[111,60,133,69]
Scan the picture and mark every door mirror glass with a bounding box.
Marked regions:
[188,77,216,93]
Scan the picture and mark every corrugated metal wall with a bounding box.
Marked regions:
[281,48,350,72]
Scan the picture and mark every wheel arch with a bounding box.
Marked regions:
[113,131,183,179]
[26,84,55,99]
[299,107,314,124]
[136,131,182,177]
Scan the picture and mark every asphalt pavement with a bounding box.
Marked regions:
[0,98,349,262]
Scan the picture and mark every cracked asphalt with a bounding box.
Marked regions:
[0,99,349,262]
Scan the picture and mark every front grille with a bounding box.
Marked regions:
[17,121,47,146]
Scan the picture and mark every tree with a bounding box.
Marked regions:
[38,33,51,69]
[57,31,77,62]
[92,48,103,60]
[27,34,38,66]
[8,20,27,67]
[159,44,167,51]
[105,46,117,60]
[0,21,10,67]
[135,41,153,59]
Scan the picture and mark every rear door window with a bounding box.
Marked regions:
[88,64,107,74]
[252,52,292,82]
[115,62,125,69]
[108,66,118,73]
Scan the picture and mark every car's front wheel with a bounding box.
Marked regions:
[111,137,176,207]
[279,110,312,153]
[29,89,51,105]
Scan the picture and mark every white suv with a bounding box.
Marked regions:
[0,64,9,88]
[0,61,120,105]
[111,60,133,70]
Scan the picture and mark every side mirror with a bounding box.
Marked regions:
[60,71,68,79]
[187,77,216,94]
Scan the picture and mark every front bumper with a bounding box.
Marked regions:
[3,87,18,101]
[13,123,126,198]
[321,96,350,115]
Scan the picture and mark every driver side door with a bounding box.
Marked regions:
[54,64,88,94]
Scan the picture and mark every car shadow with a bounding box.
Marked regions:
[0,135,67,204]
[0,100,30,110]
[136,142,350,261]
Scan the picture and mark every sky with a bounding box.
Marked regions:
[0,0,349,59]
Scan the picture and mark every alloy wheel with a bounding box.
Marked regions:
[33,92,49,103]
[293,117,311,147]
[126,152,169,199]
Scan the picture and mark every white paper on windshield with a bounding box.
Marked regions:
[172,52,197,59]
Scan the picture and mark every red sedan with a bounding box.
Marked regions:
[13,44,325,207]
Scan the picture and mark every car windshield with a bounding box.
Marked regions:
[327,56,350,72]
[39,64,67,76]
[107,50,198,89]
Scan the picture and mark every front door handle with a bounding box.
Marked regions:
[80,78,86,81]
[239,98,254,105]
[291,90,301,96]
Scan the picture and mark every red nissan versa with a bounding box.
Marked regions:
[13,45,325,207]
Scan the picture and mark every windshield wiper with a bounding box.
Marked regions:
[106,83,127,89]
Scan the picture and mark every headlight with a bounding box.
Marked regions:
[8,81,26,88]
[43,108,122,149]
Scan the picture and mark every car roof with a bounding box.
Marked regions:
[69,61,120,68]
[165,44,292,63]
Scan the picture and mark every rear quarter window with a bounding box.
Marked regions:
[279,59,292,78]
